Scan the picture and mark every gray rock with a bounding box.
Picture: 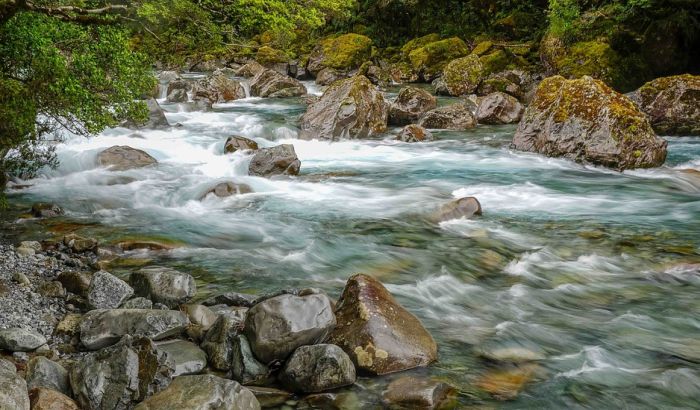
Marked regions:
[0,358,29,410]
[87,270,134,310]
[236,61,265,78]
[120,297,153,309]
[248,145,301,177]
[246,386,293,409]
[182,304,218,331]
[250,69,306,98]
[202,292,257,308]
[396,124,434,143]
[79,309,189,350]
[201,315,239,371]
[129,98,169,129]
[244,293,336,364]
[315,67,347,86]
[382,376,457,409]
[279,344,356,393]
[166,79,190,103]
[26,356,70,396]
[476,92,524,124]
[192,74,246,106]
[70,336,175,410]
[0,328,47,352]
[231,334,270,386]
[156,340,207,377]
[432,197,482,222]
[97,146,158,171]
[130,266,196,308]
[225,136,259,154]
[201,181,253,199]
[12,271,31,286]
[389,87,437,125]
[19,241,42,252]
[30,203,63,218]
[14,247,35,257]
[629,74,700,136]
[418,103,476,130]
[134,374,260,410]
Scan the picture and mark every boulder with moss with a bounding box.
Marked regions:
[512,76,667,170]
[629,74,700,136]
[249,68,306,98]
[408,37,469,82]
[299,75,387,140]
[400,33,441,58]
[255,46,289,73]
[436,54,484,96]
[307,34,373,77]
[389,87,437,125]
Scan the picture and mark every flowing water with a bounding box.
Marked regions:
[6,78,700,408]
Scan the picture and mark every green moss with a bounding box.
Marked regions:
[481,77,512,93]
[443,54,484,96]
[472,41,494,56]
[408,37,469,78]
[479,49,511,75]
[401,33,441,56]
[318,33,373,70]
[255,46,288,65]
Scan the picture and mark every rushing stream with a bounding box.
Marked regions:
[6,76,700,408]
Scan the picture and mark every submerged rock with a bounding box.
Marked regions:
[512,76,667,170]
[225,136,259,154]
[0,328,47,352]
[433,197,482,222]
[475,363,541,400]
[389,87,438,126]
[30,202,63,218]
[248,144,301,177]
[396,124,434,143]
[26,356,70,395]
[382,376,457,409]
[299,75,388,140]
[244,293,336,364]
[201,182,253,199]
[246,386,293,408]
[130,266,196,308]
[327,274,437,375]
[133,374,260,410]
[279,344,356,393]
[250,69,306,98]
[629,74,700,136]
[87,270,134,310]
[80,309,188,350]
[418,103,476,130]
[0,358,29,410]
[97,146,158,171]
[476,92,524,124]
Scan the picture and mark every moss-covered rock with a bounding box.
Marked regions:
[513,76,667,170]
[438,54,484,96]
[629,74,700,136]
[418,103,477,130]
[408,37,469,81]
[307,34,373,76]
[401,34,441,57]
[472,41,494,57]
[255,46,288,66]
[389,62,420,84]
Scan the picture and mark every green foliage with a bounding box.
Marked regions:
[408,37,470,78]
[317,33,373,70]
[548,0,580,41]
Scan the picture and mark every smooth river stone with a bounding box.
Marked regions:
[79,309,189,350]
[134,375,260,410]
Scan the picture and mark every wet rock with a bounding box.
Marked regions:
[236,61,265,78]
[231,334,270,386]
[80,309,188,350]
[133,374,260,410]
[57,271,91,297]
[0,358,29,410]
[70,336,175,409]
[87,270,134,310]
[0,328,46,352]
[166,79,190,103]
[475,363,541,400]
[315,67,346,86]
[327,274,437,375]
[159,71,179,84]
[202,292,258,308]
[139,98,170,129]
[62,233,97,253]
[513,76,667,170]
[438,54,484,96]
[97,146,158,171]
[250,69,306,98]
[306,34,372,77]
[418,103,476,130]
[194,73,246,105]
[396,124,434,143]
[297,392,361,410]
[248,144,301,177]
[225,136,259,154]
[299,75,388,141]
[26,356,70,395]
[478,345,545,363]
[382,376,457,409]
[478,69,538,102]
[182,304,218,331]
[476,92,524,124]
[246,386,293,408]
[130,266,196,308]
[121,297,153,309]
[201,181,254,199]
[30,203,63,218]
[201,315,240,371]
[29,387,79,410]
[279,344,355,393]
[433,197,482,222]
[244,293,336,364]
[629,74,700,136]
[389,87,438,126]
[156,339,207,377]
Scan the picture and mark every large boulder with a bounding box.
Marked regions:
[299,75,388,140]
[327,274,437,375]
[0,358,29,410]
[225,136,259,154]
[408,37,470,81]
[629,74,700,136]
[126,98,169,129]
[192,74,246,106]
[250,69,306,98]
[477,69,538,102]
[97,146,158,171]
[315,67,347,86]
[26,356,70,396]
[133,375,260,410]
[307,34,373,77]
[243,293,336,364]
[0,328,46,352]
[437,54,484,96]
[70,336,175,410]
[476,92,524,124]
[512,76,667,170]
[166,79,190,103]
[396,124,434,143]
[29,388,80,410]
[80,309,189,350]
[236,61,265,78]
[389,87,438,125]
[248,144,301,177]
[279,344,356,393]
[418,103,476,130]
[130,266,196,308]
[87,270,134,310]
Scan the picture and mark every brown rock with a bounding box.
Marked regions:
[476,92,524,124]
[396,124,434,143]
[327,274,437,375]
[248,145,301,177]
[57,272,91,297]
[97,146,157,171]
[236,61,265,78]
[419,103,476,130]
[192,74,246,106]
[433,197,482,222]
[225,136,259,154]
[389,87,438,126]
[629,74,700,136]
[29,388,79,410]
[475,364,541,400]
[249,69,306,98]
[201,182,253,199]
[382,377,457,409]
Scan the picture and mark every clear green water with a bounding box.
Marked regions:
[6,84,700,408]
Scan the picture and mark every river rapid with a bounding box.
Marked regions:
[6,75,700,408]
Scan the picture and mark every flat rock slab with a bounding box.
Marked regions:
[156,340,207,377]
[0,327,46,352]
[80,309,189,350]
[130,266,196,308]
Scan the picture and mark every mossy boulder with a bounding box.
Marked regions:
[299,75,388,140]
[389,62,419,84]
[400,33,441,57]
[513,76,667,170]
[307,34,373,76]
[408,37,470,81]
[255,46,288,66]
[629,74,700,136]
[437,54,484,96]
